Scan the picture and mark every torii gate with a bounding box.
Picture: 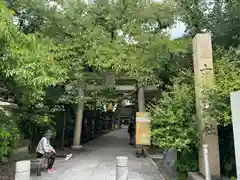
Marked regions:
[71,73,158,149]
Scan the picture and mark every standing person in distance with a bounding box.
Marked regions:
[128,120,135,145]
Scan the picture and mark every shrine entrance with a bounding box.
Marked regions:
[55,73,159,149]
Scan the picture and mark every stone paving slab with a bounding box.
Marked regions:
[31,128,164,180]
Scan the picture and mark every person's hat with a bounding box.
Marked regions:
[44,129,53,136]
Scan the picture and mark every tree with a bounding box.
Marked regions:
[0,1,66,163]
[8,0,187,85]
[4,0,191,135]
[146,0,240,178]
[0,1,66,106]
[1,0,193,164]
[208,48,240,126]
[176,0,208,37]
[176,0,240,48]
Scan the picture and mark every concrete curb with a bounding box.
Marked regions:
[144,149,167,180]
[150,158,168,180]
[145,148,177,180]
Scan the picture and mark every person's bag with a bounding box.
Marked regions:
[43,152,54,159]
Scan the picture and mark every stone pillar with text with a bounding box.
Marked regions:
[193,33,220,177]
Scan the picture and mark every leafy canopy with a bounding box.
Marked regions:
[0,1,66,106]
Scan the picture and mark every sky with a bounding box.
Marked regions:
[170,21,186,39]
[153,0,186,39]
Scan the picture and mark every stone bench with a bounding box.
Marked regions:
[30,158,47,176]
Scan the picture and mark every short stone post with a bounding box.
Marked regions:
[203,144,211,180]
[15,160,31,180]
[116,156,128,180]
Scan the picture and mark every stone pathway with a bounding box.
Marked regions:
[31,128,164,180]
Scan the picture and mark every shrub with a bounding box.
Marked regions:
[148,70,199,178]
[0,109,19,164]
[149,70,198,151]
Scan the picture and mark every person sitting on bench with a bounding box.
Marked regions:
[36,129,72,173]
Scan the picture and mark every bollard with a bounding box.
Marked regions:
[116,156,128,180]
[203,144,211,180]
[15,160,31,180]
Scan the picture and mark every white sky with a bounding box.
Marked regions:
[170,21,185,39]
[153,0,186,39]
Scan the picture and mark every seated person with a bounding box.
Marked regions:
[36,129,72,173]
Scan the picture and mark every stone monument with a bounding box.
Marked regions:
[230,91,240,179]
[164,147,178,176]
[192,33,220,177]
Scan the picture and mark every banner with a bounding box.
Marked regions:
[135,112,151,145]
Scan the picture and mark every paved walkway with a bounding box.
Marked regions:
[31,128,164,180]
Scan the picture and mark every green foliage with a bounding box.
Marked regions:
[0,1,67,160]
[208,0,240,48]
[176,0,240,48]
[175,150,198,173]
[4,0,190,123]
[0,109,19,164]
[17,111,56,150]
[177,173,188,180]
[9,0,185,86]
[175,1,240,177]
[207,49,240,126]
[0,1,66,106]
[149,67,199,178]
[149,70,198,151]
[176,0,208,36]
